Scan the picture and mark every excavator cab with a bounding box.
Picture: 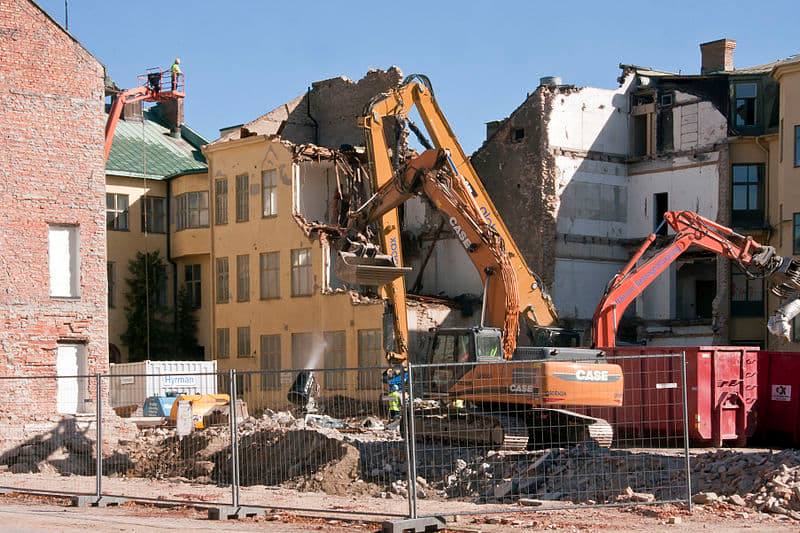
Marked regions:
[423,327,502,396]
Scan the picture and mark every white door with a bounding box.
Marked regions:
[57,344,85,414]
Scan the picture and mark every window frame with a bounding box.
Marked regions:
[259,251,280,299]
[176,191,210,231]
[291,332,313,369]
[106,193,129,231]
[237,326,252,358]
[323,331,347,390]
[357,329,383,390]
[291,248,313,297]
[731,163,764,228]
[235,173,249,223]
[48,225,80,298]
[216,257,230,304]
[794,213,800,256]
[262,169,278,218]
[184,263,202,309]
[260,334,281,390]
[216,327,230,359]
[731,268,764,317]
[734,81,759,129]
[141,196,167,234]
[236,254,250,302]
[215,178,228,225]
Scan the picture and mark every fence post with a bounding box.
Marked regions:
[95,373,102,502]
[680,351,693,511]
[228,369,240,508]
[405,363,418,519]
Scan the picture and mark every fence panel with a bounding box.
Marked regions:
[407,353,691,517]
[98,372,233,506]
[234,367,409,518]
[0,375,99,497]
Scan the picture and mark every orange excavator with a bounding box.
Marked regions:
[104,68,185,160]
[336,76,623,449]
[592,210,800,348]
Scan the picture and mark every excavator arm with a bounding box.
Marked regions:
[356,75,560,359]
[592,210,800,347]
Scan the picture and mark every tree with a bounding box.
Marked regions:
[174,284,200,359]
[120,251,173,361]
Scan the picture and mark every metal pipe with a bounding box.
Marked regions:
[95,373,102,502]
[228,369,240,508]
[680,351,693,512]
[480,274,491,328]
[406,363,419,519]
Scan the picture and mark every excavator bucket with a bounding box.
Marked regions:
[336,251,411,286]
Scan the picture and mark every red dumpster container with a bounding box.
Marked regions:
[605,346,758,446]
[755,351,800,446]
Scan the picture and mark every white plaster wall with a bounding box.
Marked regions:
[296,162,337,223]
[626,158,719,239]
[671,91,727,151]
[554,258,625,319]
[547,83,631,155]
[635,265,677,320]
[414,238,483,297]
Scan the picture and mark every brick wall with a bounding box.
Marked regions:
[0,0,107,440]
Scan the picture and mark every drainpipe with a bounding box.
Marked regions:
[755,135,772,347]
[306,87,319,145]
[166,178,179,331]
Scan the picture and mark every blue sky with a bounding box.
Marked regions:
[38,1,798,152]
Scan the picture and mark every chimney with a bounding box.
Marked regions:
[121,99,143,122]
[700,38,736,74]
[156,99,184,138]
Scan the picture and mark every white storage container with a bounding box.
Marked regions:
[109,360,218,409]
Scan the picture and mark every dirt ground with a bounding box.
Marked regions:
[0,492,797,532]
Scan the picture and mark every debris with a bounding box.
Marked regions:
[667,516,682,525]
[692,492,718,504]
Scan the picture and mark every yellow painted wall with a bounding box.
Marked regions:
[203,136,384,407]
[105,175,169,362]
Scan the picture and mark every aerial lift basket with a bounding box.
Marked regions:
[336,251,411,286]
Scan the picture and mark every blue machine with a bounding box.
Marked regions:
[143,394,178,417]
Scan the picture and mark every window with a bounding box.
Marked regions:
[734,82,758,128]
[106,193,129,231]
[48,225,80,297]
[237,326,251,358]
[323,331,346,390]
[653,192,668,235]
[176,191,209,230]
[259,252,280,299]
[291,248,313,296]
[185,264,201,309]
[262,169,278,217]
[107,262,115,308]
[291,332,313,369]
[216,257,230,303]
[216,328,230,359]
[141,196,167,233]
[236,254,250,302]
[731,268,763,317]
[660,93,674,107]
[795,125,800,167]
[260,334,281,390]
[732,164,764,227]
[794,214,800,255]
[215,178,228,225]
[511,128,525,142]
[235,373,251,394]
[358,329,383,390]
[236,173,249,222]
[157,265,168,306]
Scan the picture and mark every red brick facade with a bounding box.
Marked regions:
[0,0,107,395]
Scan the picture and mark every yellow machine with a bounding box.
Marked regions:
[337,75,623,448]
[168,394,230,430]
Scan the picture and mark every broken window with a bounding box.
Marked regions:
[236,254,250,302]
[260,334,281,390]
[184,264,201,309]
[259,251,280,299]
[215,178,228,225]
[357,329,383,390]
[106,193,129,231]
[216,328,230,359]
[216,257,230,303]
[734,82,758,128]
[176,191,209,230]
[262,169,278,217]
[141,196,166,233]
[237,326,251,358]
[511,128,525,142]
[323,331,346,390]
[793,213,800,255]
[291,248,312,296]
[653,193,668,235]
[235,173,249,222]
[732,164,764,227]
[631,95,655,158]
[731,267,763,317]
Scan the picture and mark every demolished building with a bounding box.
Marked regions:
[472,38,791,347]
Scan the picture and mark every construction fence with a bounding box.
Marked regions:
[0,353,692,524]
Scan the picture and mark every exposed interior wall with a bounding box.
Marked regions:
[296,161,338,224]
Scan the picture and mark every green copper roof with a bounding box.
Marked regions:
[106,107,207,180]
